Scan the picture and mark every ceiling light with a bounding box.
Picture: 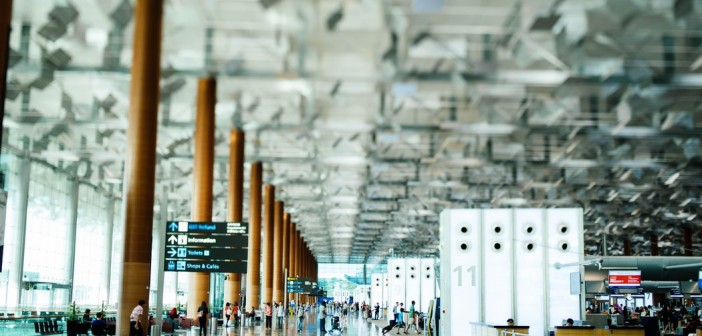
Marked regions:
[321,156,368,166]
[665,172,680,186]
[440,122,516,135]
[328,195,358,204]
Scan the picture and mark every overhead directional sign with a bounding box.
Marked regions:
[164,221,248,273]
[287,277,316,294]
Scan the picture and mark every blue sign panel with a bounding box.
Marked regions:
[164,221,248,273]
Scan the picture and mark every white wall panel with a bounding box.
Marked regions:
[546,208,583,329]
[388,258,406,310]
[440,209,481,336]
[420,258,435,313]
[514,208,546,336]
[382,273,388,309]
[440,208,584,336]
[405,258,421,309]
[481,209,513,324]
[371,273,383,308]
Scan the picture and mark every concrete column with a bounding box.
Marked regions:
[103,196,115,303]
[272,201,284,304]
[684,227,692,256]
[9,153,30,310]
[187,78,216,319]
[0,0,12,144]
[117,0,163,333]
[66,180,79,304]
[246,162,262,310]
[262,184,275,305]
[225,129,245,306]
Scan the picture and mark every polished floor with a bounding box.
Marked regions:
[172,314,429,336]
[0,314,434,335]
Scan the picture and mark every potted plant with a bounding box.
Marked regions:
[66,302,80,336]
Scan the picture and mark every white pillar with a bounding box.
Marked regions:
[66,180,80,304]
[9,153,30,311]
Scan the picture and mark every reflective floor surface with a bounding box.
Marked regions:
[0,314,436,335]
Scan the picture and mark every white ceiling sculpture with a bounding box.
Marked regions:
[4,0,702,263]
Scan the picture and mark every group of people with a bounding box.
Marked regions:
[383,301,421,335]
[79,308,109,335]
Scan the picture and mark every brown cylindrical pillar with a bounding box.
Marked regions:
[117,0,163,334]
[292,227,299,277]
[288,222,296,302]
[684,227,693,256]
[302,246,307,277]
[225,129,245,308]
[246,162,263,310]
[650,234,659,256]
[262,184,275,305]
[282,212,290,278]
[272,201,285,304]
[623,236,631,256]
[187,78,216,319]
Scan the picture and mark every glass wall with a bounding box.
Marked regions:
[73,185,109,304]
[0,153,124,312]
[0,152,20,308]
[317,263,385,303]
[23,163,72,308]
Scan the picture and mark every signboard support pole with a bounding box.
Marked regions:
[153,187,168,336]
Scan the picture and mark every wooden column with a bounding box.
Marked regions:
[0,0,13,143]
[288,222,296,302]
[684,227,693,256]
[117,0,163,334]
[623,236,631,256]
[225,129,244,307]
[262,184,275,305]
[292,227,299,277]
[187,78,216,319]
[246,162,263,310]
[650,234,659,256]
[272,201,284,304]
[302,246,307,277]
[282,212,290,279]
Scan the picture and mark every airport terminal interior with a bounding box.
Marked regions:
[0,0,702,335]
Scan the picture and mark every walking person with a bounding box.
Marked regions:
[276,301,285,328]
[129,299,145,336]
[297,303,305,333]
[224,302,232,327]
[265,303,273,329]
[318,301,328,333]
[197,301,209,336]
[232,302,240,328]
[404,301,419,334]
[396,303,404,334]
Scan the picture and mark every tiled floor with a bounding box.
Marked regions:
[0,314,436,335]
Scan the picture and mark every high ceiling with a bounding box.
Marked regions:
[4,0,702,263]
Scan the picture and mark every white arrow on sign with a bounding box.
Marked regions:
[168,248,177,257]
[168,235,178,244]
